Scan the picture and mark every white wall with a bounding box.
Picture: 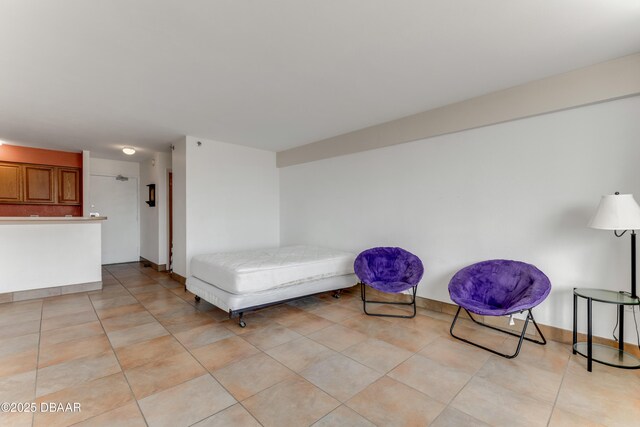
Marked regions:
[140,152,171,266]
[140,157,159,264]
[172,136,279,277]
[280,95,640,343]
[157,152,171,267]
[82,150,91,217]
[0,222,102,292]
[172,137,188,275]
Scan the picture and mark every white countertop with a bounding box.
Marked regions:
[0,216,107,224]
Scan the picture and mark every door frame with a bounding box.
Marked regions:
[167,170,173,272]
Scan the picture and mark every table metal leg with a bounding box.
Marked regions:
[573,291,577,355]
[618,303,624,353]
[587,298,593,372]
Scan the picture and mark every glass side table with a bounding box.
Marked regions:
[573,288,640,372]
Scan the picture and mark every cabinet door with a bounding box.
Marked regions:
[57,168,81,205]
[23,165,55,203]
[0,162,22,202]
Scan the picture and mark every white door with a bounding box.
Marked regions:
[90,174,139,264]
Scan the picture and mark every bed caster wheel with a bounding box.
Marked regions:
[332,292,341,299]
[238,320,246,328]
[195,295,201,302]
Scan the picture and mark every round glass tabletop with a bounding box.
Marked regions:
[574,288,640,305]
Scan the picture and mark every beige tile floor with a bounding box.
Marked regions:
[1,263,639,426]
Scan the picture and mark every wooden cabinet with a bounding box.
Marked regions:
[0,162,22,202]
[23,165,55,203]
[57,168,81,204]
[0,162,81,206]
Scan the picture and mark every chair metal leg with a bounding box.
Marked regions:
[449,306,546,359]
[361,282,417,318]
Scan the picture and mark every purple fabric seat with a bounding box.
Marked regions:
[448,259,551,316]
[354,247,424,293]
[354,247,424,318]
[448,259,551,358]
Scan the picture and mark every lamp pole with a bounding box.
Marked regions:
[632,230,637,299]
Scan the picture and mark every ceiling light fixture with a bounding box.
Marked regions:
[122,147,136,155]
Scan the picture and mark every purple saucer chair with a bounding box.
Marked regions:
[448,259,551,358]
[354,247,424,318]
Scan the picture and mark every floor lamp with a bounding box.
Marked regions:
[589,192,640,298]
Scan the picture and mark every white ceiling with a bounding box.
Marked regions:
[1,1,639,160]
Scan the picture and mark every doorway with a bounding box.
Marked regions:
[90,174,140,264]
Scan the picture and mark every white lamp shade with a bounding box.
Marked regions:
[589,194,640,230]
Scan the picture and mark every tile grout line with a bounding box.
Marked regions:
[8,263,629,426]
[311,404,372,427]
[188,332,269,427]
[336,320,509,425]
[179,310,268,427]
[341,403,380,427]
[433,352,499,427]
[121,264,263,427]
[545,352,573,427]
[152,270,266,427]
[76,276,519,427]
[338,340,412,377]
[82,267,150,427]
[261,295,453,423]
[201,300,366,425]
[67,265,570,425]
[261,304,442,423]
[29,293,105,426]
[104,265,204,423]
[174,278,381,425]
[235,374,335,427]
[31,298,45,427]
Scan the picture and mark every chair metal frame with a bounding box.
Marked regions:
[360,282,417,318]
[449,306,547,359]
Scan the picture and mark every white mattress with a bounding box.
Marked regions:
[187,274,357,312]
[190,246,356,295]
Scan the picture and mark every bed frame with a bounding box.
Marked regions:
[188,273,356,328]
[195,289,344,327]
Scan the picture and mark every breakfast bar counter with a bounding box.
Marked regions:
[0,217,106,302]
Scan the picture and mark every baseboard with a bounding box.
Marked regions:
[0,281,102,304]
[170,272,186,285]
[361,285,640,358]
[139,257,167,272]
